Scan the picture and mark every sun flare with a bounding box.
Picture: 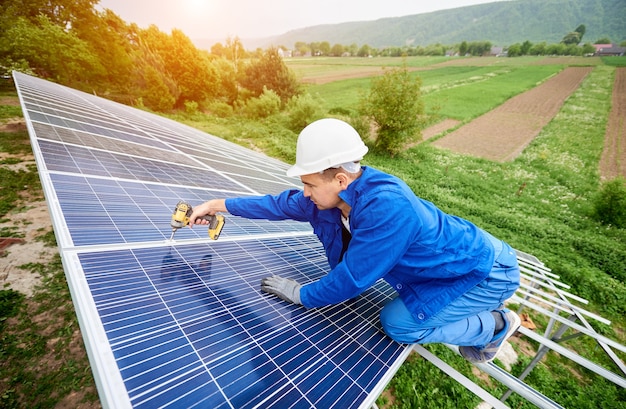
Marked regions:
[184,0,214,15]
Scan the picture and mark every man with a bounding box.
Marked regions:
[189,118,521,363]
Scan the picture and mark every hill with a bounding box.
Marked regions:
[216,0,625,50]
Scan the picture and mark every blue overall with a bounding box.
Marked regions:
[225,166,520,346]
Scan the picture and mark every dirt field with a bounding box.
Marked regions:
[431,67,593,162]
[599,67,626,180]
[0,100,51,297]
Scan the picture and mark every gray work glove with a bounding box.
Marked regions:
[261,275,302,305]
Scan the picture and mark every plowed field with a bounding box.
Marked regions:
[432,67,593,162]
[600,67,626,180]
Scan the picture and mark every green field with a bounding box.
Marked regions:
[298,57,583,121]
[1,56,625,408]
[274,56,626,407]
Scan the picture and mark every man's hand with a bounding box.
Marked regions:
[189,199,227,227]
[261,276,302,305]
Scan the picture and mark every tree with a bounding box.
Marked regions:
[210,42,226,57]
[319,41,331,56]
[521,40,533,55]
[581,43,596,55]
[140,65,177,111]
[71,8,135,91]
[294,42,310,56]
[466,41,491,56]
[357,45,371,57]
[562,32,581,45]
[136,27,219,108]
[240,47,301,102]
[309,42,321,56]
[574,24,586,42]
[0,15,103,86]
[459,41,468,56]
[360,62,424,157]
[210,57,239,105]
[507,44,522,57]
[331,43,345,56]
[529,42,547,55]
[595,37,612,44]
[546,42,566,55]
[0,0,98,29]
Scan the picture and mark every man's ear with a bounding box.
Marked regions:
[335,172,350,189]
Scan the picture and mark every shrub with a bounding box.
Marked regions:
[359,62,424,156]
[348,115,372,142]
[593,177,626,228]
[240,47,301,102]
[285,93,323,132]
[184,100,198,114]
[207,101,234,118]
[242,87,281,119]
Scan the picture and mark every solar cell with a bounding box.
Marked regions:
[14,71,410,408]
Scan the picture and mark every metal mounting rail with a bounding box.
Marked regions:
[412,344,564,409]
[413,345,511,409]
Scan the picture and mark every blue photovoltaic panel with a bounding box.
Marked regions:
[14,71,410,409]
[49,173,311,247]
[79,238,402,408]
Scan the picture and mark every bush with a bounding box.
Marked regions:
[240,47,301,102]
[207,101,234,118]
[359,62,424,156]
[593,177,626,228]
[285,93,323,132]
[242,87,281,119]
[348,115,372,142]
[184,100,198,114]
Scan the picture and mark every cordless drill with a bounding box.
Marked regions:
[169,200,225,241]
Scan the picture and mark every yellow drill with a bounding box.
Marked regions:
[169,200,225,241]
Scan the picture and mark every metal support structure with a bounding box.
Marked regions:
[414,345,512,409]
[398,251,626,409]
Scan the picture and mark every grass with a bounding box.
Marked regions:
[365,64,626,408]
[182,60,626,407]
[2,55,625,408]
[304,63,564,121]
[285,55,450,69]
[0,257,99,408]
[0,112,98,408]
[0,128,42,226]
[601,56,626,67]
[421,65,563,120]
[230,59,625,407]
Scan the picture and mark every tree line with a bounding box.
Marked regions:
[2,1,621,114]
[276,24,622,58]
[0,0,426,157]
[0,0,301,112]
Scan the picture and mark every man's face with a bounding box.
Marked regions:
[300,172,343,210]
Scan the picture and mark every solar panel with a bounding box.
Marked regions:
[13,72,411,409]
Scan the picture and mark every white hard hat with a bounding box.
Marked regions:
[286,118,368,177]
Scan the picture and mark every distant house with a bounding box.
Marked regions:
[490,46,507,57]
[276,48,293,58]
[593,44,625,56]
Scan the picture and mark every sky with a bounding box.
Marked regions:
[97,0,507,40]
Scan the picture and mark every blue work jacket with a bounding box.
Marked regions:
[225,166,495,323]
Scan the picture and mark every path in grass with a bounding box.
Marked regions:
[599,67,626,180]
[431,67,593,162]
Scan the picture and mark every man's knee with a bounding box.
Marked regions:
[380,303,432,344]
